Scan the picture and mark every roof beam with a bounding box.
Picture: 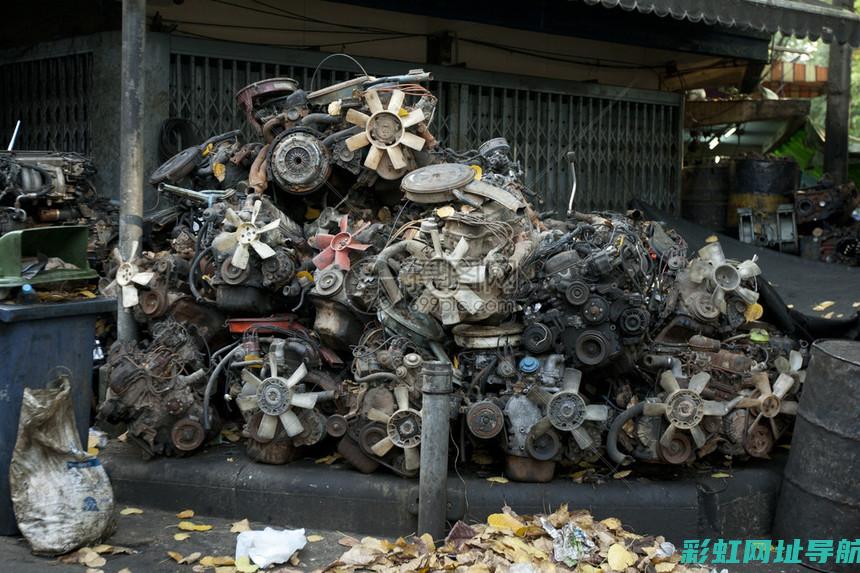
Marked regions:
[685,99,810,128]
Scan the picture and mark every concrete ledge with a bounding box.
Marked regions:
[102,442,784,542]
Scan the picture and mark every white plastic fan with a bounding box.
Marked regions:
[414,236,487,325]
[238,360,326,441]
[344,89,426,172]
[736,370,799,440]
[365,386,422,471]
[105,241,154,308]
[213,199,279,270]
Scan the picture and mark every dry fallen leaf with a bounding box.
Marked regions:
[176,509,195,519]
[487,513,525,532]
[486,476,509,484]
[655,563,677,572]
[174,533,191,541]
[235,555,260,573]
[314,453,342,464]
[92,544,113,554]
[214,567,237,573]
[85,569,104,573]
[230,518,251,533]
[180,552,202,565]
[167,551,184,562]
[117,569,132,573]
[178,521,214,532]
[306,534,324,542]
[600,517,622,530]
[83,552,107,568]
[613,470,632,479]
[853,301,860,309]
[607,543,637,570]
[200,556,235,567]
[119,507,143,516]
[813,300,835,311]
[711,472,732,479]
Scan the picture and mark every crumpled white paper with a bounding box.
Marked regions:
[235,527,307,568]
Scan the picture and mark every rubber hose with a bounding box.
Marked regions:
[203,345,240,430]
[353,371,400,383]
[322,126,361,148]
[301,113,341,128]
[607,402,645,466]
[189,246,213,303]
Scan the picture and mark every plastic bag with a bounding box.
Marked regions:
[9,378,114,555]
[235,527,307,568]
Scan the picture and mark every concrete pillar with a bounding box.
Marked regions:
[824,0,854,184]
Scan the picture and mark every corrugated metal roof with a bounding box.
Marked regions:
[581,0,860,46]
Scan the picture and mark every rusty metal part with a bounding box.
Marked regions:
[245,431,297,465]
[337,436,379,474]
[326,414,348,437]
[236,77,299,132]
[658,431,693,464]
[171,418,206,452]
[744,421,774,458]
[466,401,505,439]
[504,455,555,483]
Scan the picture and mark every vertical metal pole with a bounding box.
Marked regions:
[824,0,854,184]
[117,0,146,342]
[417,361,452,540]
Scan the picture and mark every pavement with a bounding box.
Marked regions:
[0,504,817,572]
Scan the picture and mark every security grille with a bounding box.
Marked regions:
[0,53,92,154]
[171,43,681,214]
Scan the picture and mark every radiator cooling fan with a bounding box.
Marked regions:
[364,386,422,472]
[310,215,371,271]
[105,241,154,308]
[213,199,280,270]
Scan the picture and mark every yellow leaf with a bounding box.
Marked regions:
[420,532,435,552]
[120,507,143,515]
[167,551,184,562]
[221,429,241,443]
[200,556,235,567]
[117,569,132,573]
[176,509,195,519]
[655,563,676,572]
[711,472,732,479]
[487,513,526,532]
[486,476,509,484]
[87,446,100,456]
[83,553,107,568]
[215,568,237,573]
[579,565,601,573]
[174,533,191,541]
[613,470,632,479]
[85,569,104,573]
[178,521,213,532]
[607,543,637,570]
[235,556,260,573]
[600,517,622,530]
[306,534,324,542]
[80,289,97,299]
[314,453,342,464]
[230,518,251,533]
[853,301,860,308]
[813,300,835,311]
[92,544,113,554]
[180,552,202,564]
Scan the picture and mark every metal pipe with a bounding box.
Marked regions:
[417,360,452,540]
[824,0,854,184]
[117,0,147,342]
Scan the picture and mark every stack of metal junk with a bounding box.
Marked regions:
[97,68,809,482]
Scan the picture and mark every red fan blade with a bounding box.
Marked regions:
[334,249,351,270]
[313,247,336,269]
[313,233,335,249]
[347,241,371,251]
[339,215,349,233]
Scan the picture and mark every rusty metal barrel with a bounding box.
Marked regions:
[681,164,730,233]
[773,340,860,573]
[727,158,799,227]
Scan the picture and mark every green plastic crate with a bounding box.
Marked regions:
[0,225,97,288]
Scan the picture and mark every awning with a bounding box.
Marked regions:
[581,0,860,46]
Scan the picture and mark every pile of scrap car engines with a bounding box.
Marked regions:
[98,67,807,482]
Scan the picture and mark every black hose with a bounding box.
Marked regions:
[189,246,213,303]
[301,113,341,128]
[607,402,645,466]
[353,371,400,383]
[322,126,361,148]
[203,344,240,429]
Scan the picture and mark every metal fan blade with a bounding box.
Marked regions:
[364,146,384,170]
[269,352,278,379]
[313,247,336,270]
[279,410,304,437]
[387,89,405,113]
[347,241,370,251]
[689,372,711,395]
[562,368,582,393]
[689,425,707,448]
[447,237,470,265]
[571,426,593,449]
[774,356,790,374]
[251,239,276,260]
[211,231,238,254]
[334,249,351,270]
[241,370,263,387]
[345,131,370,152]
[780,400,799,415]
[345,108,370,128]
[231,243,250,270]
[736,286,759,305]
[258,219,280,234]
[367,408,391,424]
[284,362,308,388]
[643,402,667,417]
[224,207,242,227]
[313,233,335,249]
[712,287,727,312]
[403,446,420,471]
[371,435,395,456]
[772,373,794,399]
[584,404,609,422]
[129,240,139,259]
[660,371,680,394]
[131,271,155,286]
[659,424,677,449]
[394,386,410,411]
[365,89,384,114]
[736,397,761,409]
[257,413,278,441]
[251,200,262,225]
[400,131,425,151]
[769,418,780,441]
[112,248,123,265]
[753,373,773,397]
[387,145,407,170]
[101,279,118,297]
[236,395,257,414]
[453,287,484,314]
[736,259,761,280]
[121,284,139,308]
[401,108,425,128]
[789,350,803,372]
[338,215,349,232]
[291,392,319,409]
[703,400,728,416]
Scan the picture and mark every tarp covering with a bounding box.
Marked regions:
[582,0,860,46]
